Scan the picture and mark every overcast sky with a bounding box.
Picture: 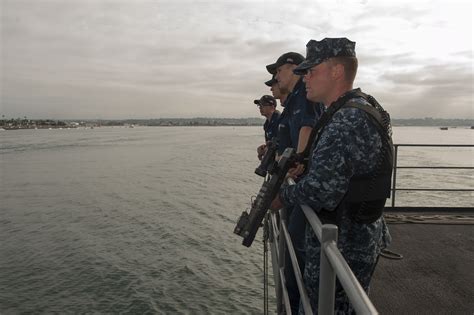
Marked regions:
[1,0,472,119]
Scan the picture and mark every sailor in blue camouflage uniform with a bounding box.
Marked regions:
[271,38,393,314]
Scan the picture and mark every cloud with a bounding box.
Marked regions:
[363,62,473,118]
[1,0,472,119]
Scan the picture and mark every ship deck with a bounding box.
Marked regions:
[371,208,474,314]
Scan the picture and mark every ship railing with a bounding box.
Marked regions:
[265,178,378,315]
[266,143,473,314]
[390,144,474,207]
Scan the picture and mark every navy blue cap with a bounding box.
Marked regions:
[266,52,305,74]
[265,75,277,87]
[254,95,277,107]
[293,38,356,75]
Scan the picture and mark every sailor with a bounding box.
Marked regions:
[266,51,321,313]
[266,52,320,155]
[265,74,288,106]
[265,72,291,158]
[255,95,280,160]
[256,74,291,160]
[271,38,393,313]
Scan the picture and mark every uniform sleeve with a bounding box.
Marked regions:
[280,108,378,211]
[270,114,280,141]
[277,116,292,155]
[299,99,318,127]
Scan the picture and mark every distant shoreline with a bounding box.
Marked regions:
[75,118,474,127]
[2,117,473,128]
[2,125,474,131]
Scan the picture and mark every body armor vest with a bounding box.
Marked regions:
[304,89,393,224]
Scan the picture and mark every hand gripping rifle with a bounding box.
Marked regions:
[254,138,277,177]
[234,148,296,247]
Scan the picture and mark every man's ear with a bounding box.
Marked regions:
[331,63,344,80]
[289,64,298,73]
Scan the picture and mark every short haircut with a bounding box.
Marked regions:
[329,57,358,83]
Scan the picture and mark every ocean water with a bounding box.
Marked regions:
[0,126,472,314]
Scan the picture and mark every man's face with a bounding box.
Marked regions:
[276,64,296,92]
[270,83,281,99]
[303,61,333,103]
[258,104,274,117]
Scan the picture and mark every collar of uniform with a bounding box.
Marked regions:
[336,88,362,104]
[291,77,305,96]
[329,88,360,107]
[270,110,280,122]
[283,77,305,107]
[265,110,280,124]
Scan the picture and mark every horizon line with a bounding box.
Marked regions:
[2,117,474,121]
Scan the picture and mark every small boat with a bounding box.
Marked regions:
[440,127,448,130]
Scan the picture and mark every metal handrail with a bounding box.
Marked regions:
[391,144,474,207]
[267,143,473,313]
[299,202,378,315]
[266,178,378,315]
[280,221,312,313]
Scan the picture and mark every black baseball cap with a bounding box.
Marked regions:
[254,95,277,107]
[264,75,278,87]
[266,52,305,74]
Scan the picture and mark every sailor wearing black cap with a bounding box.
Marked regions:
[265,75,288,106]
[264,72,291,159]
[266,51,322,314]
[257,76,289,162]
[271,38,393,314]
[254,95,280,147]
[266,52,321,155]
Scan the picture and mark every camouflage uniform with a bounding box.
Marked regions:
[280,95,392,314]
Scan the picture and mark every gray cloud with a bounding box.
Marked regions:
[360,61,473,118]
[1,0,472,119]
[352,3,430,25]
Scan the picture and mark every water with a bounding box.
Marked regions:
[0,126,473,314]
[388,127,473,207]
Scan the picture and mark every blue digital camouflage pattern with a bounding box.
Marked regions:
[263,110,281,142]
[280,93,392,314]
[294,38,356,75]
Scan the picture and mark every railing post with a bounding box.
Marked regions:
[268,213,282,315]
[277,207,288,313]
[318,224,338,315]
[391,144,398,207]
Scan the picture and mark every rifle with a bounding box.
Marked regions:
[254,138,277,177]
[234,148,297,247]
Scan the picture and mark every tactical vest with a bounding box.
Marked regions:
[303,89,393,225]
